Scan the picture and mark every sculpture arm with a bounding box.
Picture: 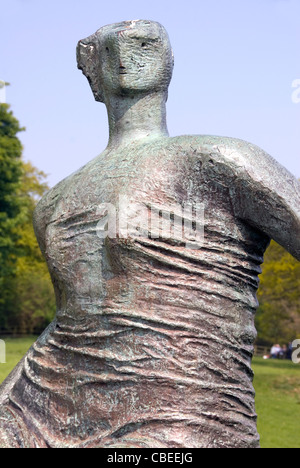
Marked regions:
[227,141,300,261]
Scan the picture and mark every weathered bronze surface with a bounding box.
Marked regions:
[0,20,299,448]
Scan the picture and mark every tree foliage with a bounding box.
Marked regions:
[0,104,24,289]
[256,241,300,345]
[2,161,56,333]
[0,104,55,333]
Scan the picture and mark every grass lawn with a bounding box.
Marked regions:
[0,339,299,448]
[0,336,37,384]
[252,357,300,448]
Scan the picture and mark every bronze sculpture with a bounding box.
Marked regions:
[0,20,299,448]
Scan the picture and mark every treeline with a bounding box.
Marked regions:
[0,104,299,343]
[256,240,300,346]
[0,103,55,334]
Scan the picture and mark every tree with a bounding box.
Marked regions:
[256,241,300,345]
[2,161,56,333]
[0,104,55,333]
[0,103,24,300]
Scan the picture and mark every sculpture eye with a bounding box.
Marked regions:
[141,42,146,48]
[106,47,110,54]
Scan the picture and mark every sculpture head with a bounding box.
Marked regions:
[77,20,174,103]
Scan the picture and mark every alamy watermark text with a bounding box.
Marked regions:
[292,340,300,364]
[292,79,300,104]
[96,197,205,249]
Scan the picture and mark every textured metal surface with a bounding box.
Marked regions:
[0,20,299,448]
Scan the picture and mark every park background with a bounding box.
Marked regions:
[0,0,299,448]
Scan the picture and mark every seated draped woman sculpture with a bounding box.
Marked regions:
[0,20,299,449]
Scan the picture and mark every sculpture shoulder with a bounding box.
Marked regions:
[170,134,296,184]
[166,134,300,260]
[33,154,102,253]
[34,172,74,227]
[33,175,72,254]
[173,135,300,260]
[171,134,299,199]
[33,147,109,225]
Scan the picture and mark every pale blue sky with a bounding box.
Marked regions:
[1,0,299,186]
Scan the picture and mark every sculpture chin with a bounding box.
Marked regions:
[105,82,162,100]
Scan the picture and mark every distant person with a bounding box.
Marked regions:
[270,344,282,359]
[280,344,288,359]
[287,343,293,360]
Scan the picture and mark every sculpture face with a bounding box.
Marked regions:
[77,20,174,102]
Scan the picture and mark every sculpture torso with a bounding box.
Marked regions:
[0,135,276,448]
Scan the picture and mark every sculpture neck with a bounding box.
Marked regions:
[105,92,169,149]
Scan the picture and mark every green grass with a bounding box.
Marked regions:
[252,357,300,448]
[0,336,37,384]
[0,339,299,448]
